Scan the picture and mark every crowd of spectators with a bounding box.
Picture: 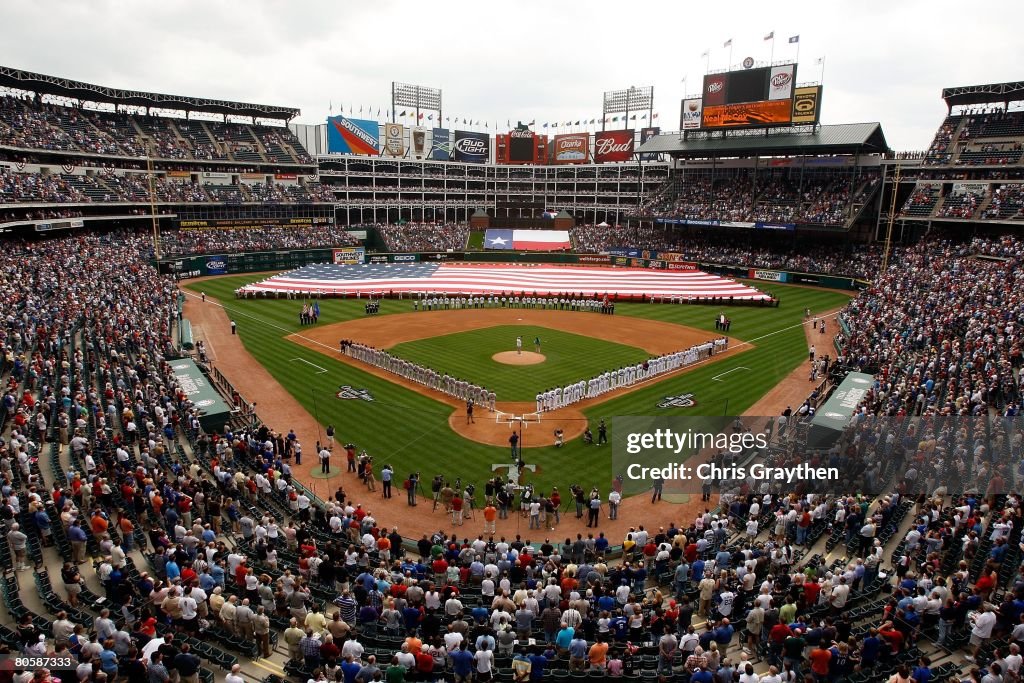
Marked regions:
[0,167,91,203]
[0,168,332,205]
[377,223,471,252]
[570,226,881,279]
[159,225,360,256]
[836,235,1023,416]
[0,93,312,165]
[0,226,1020,683]
[634,170,878,227]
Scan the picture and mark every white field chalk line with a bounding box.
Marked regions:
[712,366,750,382]
[290,358,327,374]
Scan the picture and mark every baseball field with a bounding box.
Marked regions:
[185,276,851,497]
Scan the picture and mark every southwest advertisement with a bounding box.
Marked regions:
[327,116,380,155]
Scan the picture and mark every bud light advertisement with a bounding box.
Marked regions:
[205,256,227,275]
[453,130,490,163]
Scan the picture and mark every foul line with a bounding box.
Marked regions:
[290,357,327,374]
[712,366,750,382]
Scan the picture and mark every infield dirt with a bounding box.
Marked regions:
[289,308,744,447]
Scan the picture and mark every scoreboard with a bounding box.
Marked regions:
[700,64,797,129]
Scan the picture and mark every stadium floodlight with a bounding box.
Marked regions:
[602,85,653,131]
[391,82,442,124]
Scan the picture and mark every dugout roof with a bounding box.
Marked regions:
[637,122,889,158]
[942,81,1024,110]
[0,66,300,120]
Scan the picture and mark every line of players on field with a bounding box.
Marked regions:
[536,337,729,412]
[340,340,497,410]
[413,294,613,313]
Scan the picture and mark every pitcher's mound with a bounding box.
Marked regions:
[493,351,546,365]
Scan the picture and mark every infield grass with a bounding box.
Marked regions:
[389,326,650,402]
[185,277,851,500]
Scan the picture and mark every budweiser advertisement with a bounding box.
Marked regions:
[551,133,589,164]
[593,130,635,163]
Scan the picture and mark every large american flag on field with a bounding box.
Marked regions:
[239,263,770,299]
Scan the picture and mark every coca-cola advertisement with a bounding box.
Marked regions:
[551,134,589,164]
[593,130,635,163]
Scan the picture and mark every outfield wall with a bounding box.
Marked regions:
[161,248,867,292]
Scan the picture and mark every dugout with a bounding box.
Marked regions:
[169,358,232,432]
[807,371,874,449]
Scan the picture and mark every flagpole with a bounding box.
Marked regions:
[770,35,775,64]
[796,41,801,66]
[728,43,733,70]
[704,51,710,74]
[819,55,826,85]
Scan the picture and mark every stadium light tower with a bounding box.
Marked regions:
[391,82,442,125]
[602,85,653,131]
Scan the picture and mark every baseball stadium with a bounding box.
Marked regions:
[0,11,1022,683]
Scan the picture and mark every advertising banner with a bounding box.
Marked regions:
[431,128,451,160]
[702,100,792,129]
[274,173,298,181]
[640,127,661,161]
[167,171,192,179]
[680,98,703,130]
[332,247,366,265]
[384,123,405,157]
[750,269,787,282]
[411,127,428,157]
[508,128,535,163]
[952,182,988,195]
[593,130,635,163]
[551,134,589,164]
[702,74,728,106]
[768,64,796,101]
[391,254,419,263]
[327,115,380,155]
[454,130,489,163]
[178,216,334,230]
[791,86,822,124]
[205,256,227,275]
[576,254,611,265]
[667,262,699,271]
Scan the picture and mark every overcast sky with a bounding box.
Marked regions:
[2,0,1022,152]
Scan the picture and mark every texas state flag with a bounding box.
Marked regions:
[484,229,514,250]
[484,229,571,251]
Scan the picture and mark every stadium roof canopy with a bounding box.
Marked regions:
[0,66,300,120]
[942,81,1024,110]
[637,122,889,158]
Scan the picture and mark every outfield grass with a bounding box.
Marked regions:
[389,325,650,401]
[185,276,850,497]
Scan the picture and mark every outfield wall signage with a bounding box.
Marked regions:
[576,255,611,264]
[204,256,227,275]
[391,254,419,262]
[333,247,366,265]
[750,269,787,282]
[667,262,698,271]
